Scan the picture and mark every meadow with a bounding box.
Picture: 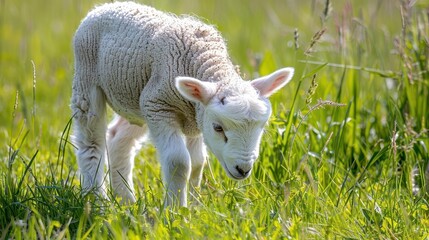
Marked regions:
[1,0,429,238]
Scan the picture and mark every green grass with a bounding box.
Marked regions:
[1,0,429,238]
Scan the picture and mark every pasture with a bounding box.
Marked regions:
[1,0,429,238]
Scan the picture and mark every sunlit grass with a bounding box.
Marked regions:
[1,0,429,238]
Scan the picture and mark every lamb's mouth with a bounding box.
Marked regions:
[219,159,246,180]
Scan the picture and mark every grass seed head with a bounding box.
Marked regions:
[305,74,319,106]
[305,28,326,55]
[294,28,300,50]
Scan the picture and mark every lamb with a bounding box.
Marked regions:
[71,1,294,207]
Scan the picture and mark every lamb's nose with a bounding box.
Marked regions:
[235,165,251,177]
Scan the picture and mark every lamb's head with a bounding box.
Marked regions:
[175,67,294,180]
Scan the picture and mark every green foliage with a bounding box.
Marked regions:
[1,0,429,239]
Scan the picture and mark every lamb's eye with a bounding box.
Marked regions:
[213,123,228,143]
[213,123,224,132]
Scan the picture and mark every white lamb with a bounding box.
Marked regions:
[71,2,294,207]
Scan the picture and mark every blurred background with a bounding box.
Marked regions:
[0,0,407,130]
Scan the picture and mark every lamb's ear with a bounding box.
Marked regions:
[175,77,217,105]
[251,67,294,98]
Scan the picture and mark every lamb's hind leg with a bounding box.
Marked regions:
[107,115,147,203]
[71,86,107,198]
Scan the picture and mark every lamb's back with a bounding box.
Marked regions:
[74,2,181,119]
[74,2,231,127]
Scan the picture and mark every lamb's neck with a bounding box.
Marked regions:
[190,53,239,83]
[195,103,205,132]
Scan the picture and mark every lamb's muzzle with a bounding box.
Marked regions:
[235,165,252,179]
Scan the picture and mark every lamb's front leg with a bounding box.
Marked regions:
[187,136,207,198]
[151,126,191,207]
